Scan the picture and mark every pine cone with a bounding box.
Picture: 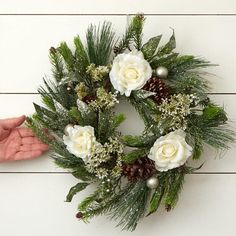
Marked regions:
[143,76,169,104]
[82,95,96,104]
[123,156,156,182]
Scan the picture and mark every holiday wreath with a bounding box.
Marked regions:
[28,14,235,231]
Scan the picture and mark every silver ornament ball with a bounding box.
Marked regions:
[67,86,72,91]
[64,124,73,135]
[146,176,159,189]
[156,66,168,79]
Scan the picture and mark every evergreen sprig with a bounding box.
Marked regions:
[86,22,116,66]
[116,14,145,53]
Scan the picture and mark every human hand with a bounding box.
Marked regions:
[0,115,49,162]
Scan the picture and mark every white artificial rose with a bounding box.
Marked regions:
[148,130,193,172]
[63,125,97,162]
[109,50,152,96]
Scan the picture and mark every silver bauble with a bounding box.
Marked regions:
[146,176,159,189]
[66,86,72,91]
[156,66,168,79]
[64,124,73,135]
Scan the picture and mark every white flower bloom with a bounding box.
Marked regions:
[109,50,152,96]
[148,130,193,172]
[63,125,97,162]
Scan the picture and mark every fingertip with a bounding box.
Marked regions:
[30,150,43,159]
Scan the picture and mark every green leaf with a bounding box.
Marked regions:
[203,105,227,124]
[192,141,203,160]
[68,107,82,123]
[112,113,126,128]
[72,169,95,181]
[142,35,162,60]
[122,149,147,164]
[147,185,165,216]
[164,171,185,210]
[133,90,156,100]
[122,135,157,148]
[58,42,75,72]
[150,52,179,69]
[74,35,89,66]
[157,30,176,56]
[66,182,89,202]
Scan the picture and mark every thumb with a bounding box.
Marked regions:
[0,115,26,130]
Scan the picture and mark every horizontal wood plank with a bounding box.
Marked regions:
[0,94,235,172]
[0,16,236,93]
[0,0,236,14]
[0,173,235,235]
[0,15,127,93]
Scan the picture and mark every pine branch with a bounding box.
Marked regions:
[128,93,160,135]
[109,181,150,231]
[164,170,185,210]
[187,104,235,152]
[116,14,145,53]
[131,14,145,50]
[58,42,75,73]
[86,22,116,65]
[49,47,65,82]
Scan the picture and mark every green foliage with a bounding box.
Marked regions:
[49,47,65,82]
[141,35,162,60]
[148,166,196,215]
[86,22,115,66]
[68,106,97,128]
[122,134,157,148]
[39,78,77,110]
[128,92,161,135]
[157,30,176,56]
[110,181,150,231]
[122,149,147,164]
[202,104,227,125]
[187,103,235,152]
[148,184,165,216]
[131,14,145,50]
[66,182,89,202]
[58,42,75,73]
[144,30,176,67]
[74,36,90,78]
[164,170,185,210]
[116,14,145,53]
[97,111,125,143]
[78,178,122,221]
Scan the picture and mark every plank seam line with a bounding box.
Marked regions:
[0,13,236,16]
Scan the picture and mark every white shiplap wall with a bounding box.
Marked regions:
[0,1,236,236]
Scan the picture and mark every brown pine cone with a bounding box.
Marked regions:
[82,95,96,104]
[123,156,156,182]
[143,76,169,105]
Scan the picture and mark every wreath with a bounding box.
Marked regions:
[28,14,235,231]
